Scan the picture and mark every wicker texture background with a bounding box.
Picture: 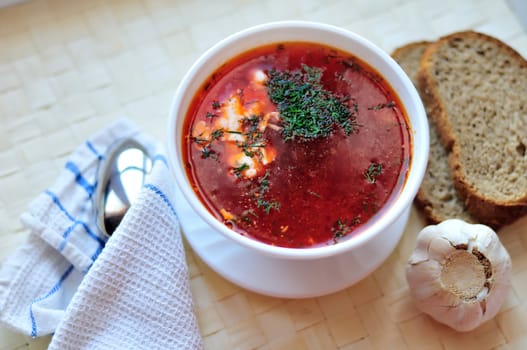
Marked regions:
[0,0,526,349]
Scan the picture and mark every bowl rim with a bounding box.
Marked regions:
[167,20,429,260]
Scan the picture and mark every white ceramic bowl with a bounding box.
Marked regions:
[167,21,428,266]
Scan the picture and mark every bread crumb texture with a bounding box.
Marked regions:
[425,32,526,203]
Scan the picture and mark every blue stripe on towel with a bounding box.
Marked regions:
[56,229,103,271]
[89,245,104,265]
[65,161,95,197]
[57,238,68,252]
[44,190,76,222]
[143,184,177,218]
[91,244,103,260]
[29,265,74,338]
[86,140,104,160]
[82,245,104,273]
[57,223,87,251]
[44,190,105,246]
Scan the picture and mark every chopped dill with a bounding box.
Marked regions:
[364,162,383,184]
[259,170,270,193]
[201,146,217,160]
[210,128,224,140]
[211,100,221,109]
[252,170,280,214]
[236,115,267,159]
[233,163,250,177]
[257,198,280,214]
[190,135,209,146]
[368,101,395,111]
[331,217,360,240]
[191,128,224,160]
[266,64,359,141]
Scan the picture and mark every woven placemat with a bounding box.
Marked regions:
[0,0,526,349]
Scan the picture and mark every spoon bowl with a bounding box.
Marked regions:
[95,138,153,237]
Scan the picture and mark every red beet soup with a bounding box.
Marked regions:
[182,42,411,248]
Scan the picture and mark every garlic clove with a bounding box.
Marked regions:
[408,225,441,263]
[433,297,483,332]
[406,260,442,300]
[406,219,512,332]
[427,235,456,262]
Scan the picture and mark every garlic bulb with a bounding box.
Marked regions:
[406,219,512,332]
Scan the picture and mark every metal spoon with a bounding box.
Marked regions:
[95,138,153,237]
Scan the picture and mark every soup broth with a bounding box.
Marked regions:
[183,42,411,248]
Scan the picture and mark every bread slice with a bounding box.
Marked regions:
[392,42,478,225]
[418,31,527,227]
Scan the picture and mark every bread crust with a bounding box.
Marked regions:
[393,40,480,226]
[393,42,443,224]
[391,41,432,62]
[418,31,527,227]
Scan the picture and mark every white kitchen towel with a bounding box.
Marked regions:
[0,119,202,349]
[0,119,142,337]
[48,146,203,350]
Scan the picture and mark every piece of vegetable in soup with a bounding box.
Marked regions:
[183,42,411,248]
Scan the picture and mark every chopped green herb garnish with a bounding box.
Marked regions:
[331,218,360,240]
[190,135,209,146]
[191,128,224,160]
[248,170,280,215]
[212,100,221,109]
[332,219,348,239]
[210,128,224,140]
[257,198,280,214]
[235,115,267,160]
[368,101,395,111]
[233,163,250,177]
[244,114,260,125]
[364,162,383,184]
[259,170,271,194]
[266,64,359,141]
[201,146,216,159]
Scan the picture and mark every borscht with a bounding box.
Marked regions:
[182,42,411,248]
